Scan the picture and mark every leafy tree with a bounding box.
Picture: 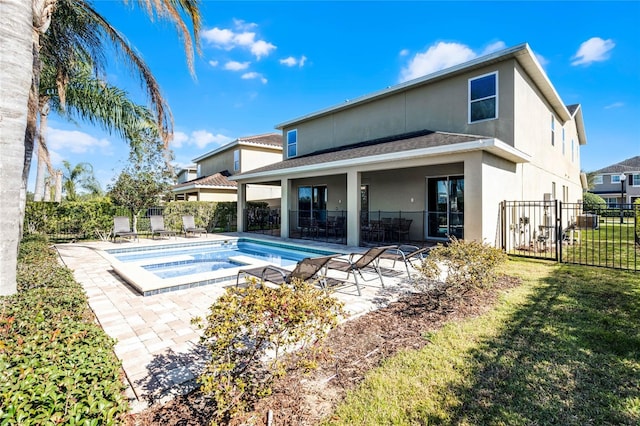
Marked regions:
[108,137,174,232]
[0,0,201,295]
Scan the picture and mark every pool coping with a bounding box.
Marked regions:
[100,237,344,296]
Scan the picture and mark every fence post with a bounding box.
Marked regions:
[500,201,506,251]
[557,200,562,263]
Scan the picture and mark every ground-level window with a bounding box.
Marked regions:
[604,197,619,208]
[298,185,327,226]
[287,129,297,158]
[469,72,497,123]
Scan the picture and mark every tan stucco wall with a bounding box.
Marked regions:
[246,184,281,202]
[283,60,518,157]
[199,145,282,177]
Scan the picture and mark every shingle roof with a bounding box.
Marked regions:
[233,130,483,176]
[594,156,640,173]
[172,172,237,190]
[237,132,282,147]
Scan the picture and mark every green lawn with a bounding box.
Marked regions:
[562,221,639,270]
[325,259,640,425]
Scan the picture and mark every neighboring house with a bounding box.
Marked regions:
[589,156,640,206]
[232,43,586,246]
[175,166,197,185]
[171,133,282,205]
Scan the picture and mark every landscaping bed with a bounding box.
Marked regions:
[129,274,521,425]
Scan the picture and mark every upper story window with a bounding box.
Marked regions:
[196,164,201,177]
[633,174,640,186]
[287,129,298,158]
[468,72,498,123]
[233,149,240,172]
[551,115,555,146]
[593,175,603,185]
[611,174,623,184]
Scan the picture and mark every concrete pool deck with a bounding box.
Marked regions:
[55,233,417,413]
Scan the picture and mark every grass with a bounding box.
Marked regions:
[562,221,639,270]
[325,258,640,425]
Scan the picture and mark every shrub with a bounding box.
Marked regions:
[582,192,606,213]
[1,236,128,424]
[416,237,507,305]
[196,279,344,424]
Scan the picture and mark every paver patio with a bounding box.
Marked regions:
[55,233,415,412]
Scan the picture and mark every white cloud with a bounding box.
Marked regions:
[47,127,110,154]
[572,37,615,66]
[171,130,233,150]
[280,55,307,67]
[242,72,267,84]
[481,41,506,56]
[535,53,549,69]
[224,61,250,71]
[399,41,477,83]
[399,49,409,57]
[208,60,219,67]
[202,20,277,60]
[604,102,624,109]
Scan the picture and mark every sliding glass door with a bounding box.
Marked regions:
[426,176,464,239]
[298,185,327,226]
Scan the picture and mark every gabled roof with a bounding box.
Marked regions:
[276,43,573,129]
[171,172,237,192]
[594,156,640,174]
[193,132,282,163]
[231,130,530,181]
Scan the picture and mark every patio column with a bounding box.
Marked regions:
[237,183,247,232]
[280,178,290,238]
[346,170,361,246]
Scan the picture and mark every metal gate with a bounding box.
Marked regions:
[500,201,639,271]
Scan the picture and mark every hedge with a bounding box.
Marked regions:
[0,234,129,424]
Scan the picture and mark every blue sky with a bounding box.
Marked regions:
[34,0,640,193]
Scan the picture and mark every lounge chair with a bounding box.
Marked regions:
[150,215,176,240]
[380,244,430,278]
[112,216,138,243]
[327,245,397,296]
[182,215,207,237]
[236,255,338,288]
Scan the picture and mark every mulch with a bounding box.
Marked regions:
[127,275,521,425]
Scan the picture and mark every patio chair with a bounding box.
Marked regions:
[112,216,138,243]
[150,215,176,240]
[327,245,397,296]
[236,255,339,288]
[182,215,207,237]
[380,244,431,278]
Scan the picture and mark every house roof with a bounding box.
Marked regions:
[594,156,640,174]
[276,43,574,129]
[231,129,531,181]
[172,172,237,192]
[192,132,282,163]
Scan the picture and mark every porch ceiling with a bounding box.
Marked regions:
[231,130,531,181]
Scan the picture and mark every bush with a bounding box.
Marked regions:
[416,238,507,305]
[582,192,606,213]
[0,236,128,424]
[196,279,344,424]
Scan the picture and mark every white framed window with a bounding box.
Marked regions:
[196,164,201,177]
[632,174,640,186]
[468,72,498,123]
[287,129,297,158]
[551,115,555,146]
[593,175,603,185]
[604,197,618,208]
[611,174,622,184]
[233,149,240,172]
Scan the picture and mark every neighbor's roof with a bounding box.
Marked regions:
[193,132,282,163]
[594,156,640,174]
[231,129,530,181]
[171,172,236,192]
[276,43,573,129]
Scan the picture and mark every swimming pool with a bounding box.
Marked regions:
[102,238,339,296]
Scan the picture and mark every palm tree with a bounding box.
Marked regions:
[0,0,201,295]
[61,160,97,201]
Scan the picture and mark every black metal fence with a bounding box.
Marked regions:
[501,201,639,271]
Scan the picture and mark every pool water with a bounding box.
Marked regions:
[110,240,330,280]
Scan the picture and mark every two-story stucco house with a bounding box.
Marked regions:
[589,156,640,206]
[232,43,587,246]
[172,133,282,205]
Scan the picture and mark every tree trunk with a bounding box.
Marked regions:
[34,147,46,201]
[54,170,62,202]
[0,0,34,296]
